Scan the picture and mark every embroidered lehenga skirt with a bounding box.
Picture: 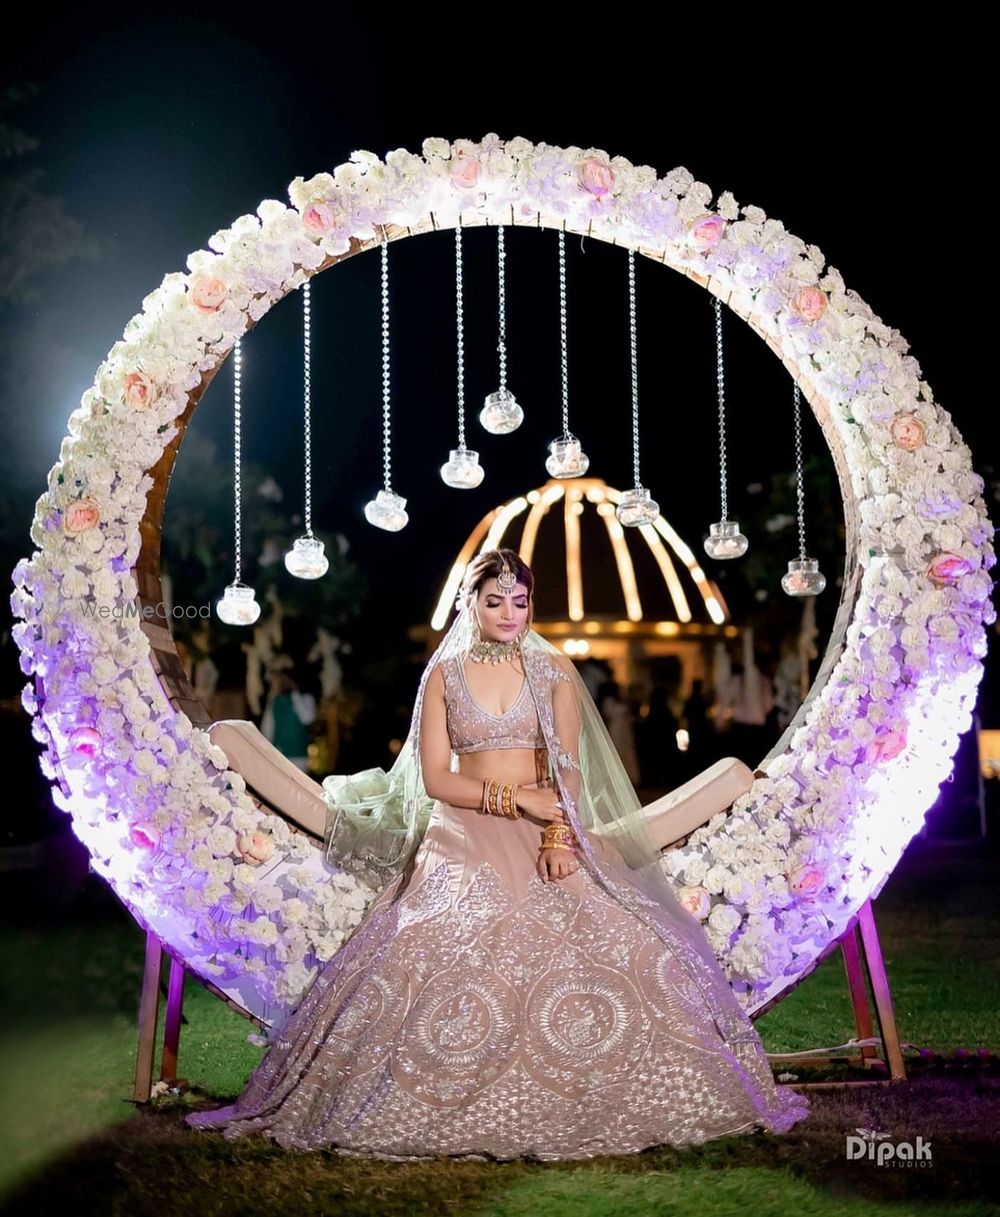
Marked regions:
[185,782,809,1160]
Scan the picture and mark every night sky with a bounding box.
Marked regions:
[2,15,993,662]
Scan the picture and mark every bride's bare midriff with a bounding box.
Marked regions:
[458,747,550,789]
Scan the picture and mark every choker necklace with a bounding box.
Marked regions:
[469,636,522,664]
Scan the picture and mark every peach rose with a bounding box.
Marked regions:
[189,275,227,313]
[450,152,480,189]
[890,413,925,451]
[689,215,725,250]
[927,551,972,586]
[69,726,102,757]
[238,831,276,865]
[124,371,157,411]
[677,885,711,919]
[788,864,825,897]
[791,286,827,322]
[866,728,907,764]
[131,822,160,849]
[63,497,101,536]
[302,201,339,234]
[579,157,615,196]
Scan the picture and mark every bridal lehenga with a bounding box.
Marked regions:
[186,632,809,1161]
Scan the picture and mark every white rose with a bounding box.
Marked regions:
[708,903,743,935]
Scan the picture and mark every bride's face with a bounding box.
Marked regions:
[476,577,531,642]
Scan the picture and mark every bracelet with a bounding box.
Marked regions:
[481,779,522,819]
[540,823,577,852]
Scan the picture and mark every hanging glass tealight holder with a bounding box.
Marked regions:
[616,251,658,528]
[284,279,329,580]
[781,384,824,596]
[440,445,485,489]
[443,224,486,488]
[480,390,523,435]
[216,337,262,625]
[364,489,408,532]
[481,226,523,435]
[781,556,826,596]
[616,486,659,527]
[216,582,262,626]
[704,298,748,561]
[546,433,590,479]
[364,242,407,533]
[284,535,329,579]
[704,519,749,559]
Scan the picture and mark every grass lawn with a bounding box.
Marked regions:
[1,832,997,1216]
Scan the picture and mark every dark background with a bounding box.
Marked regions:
[1,12,995,841]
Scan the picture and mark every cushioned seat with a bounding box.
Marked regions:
[208,720,753,859]
[640,757,755,850]
[209,720,328,838]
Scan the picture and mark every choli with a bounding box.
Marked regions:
[441,652,548,755]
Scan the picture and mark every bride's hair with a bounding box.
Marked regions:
[461,548,534,601]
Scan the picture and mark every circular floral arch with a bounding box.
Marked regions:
[11,135,995,1030]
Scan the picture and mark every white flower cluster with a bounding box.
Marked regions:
[9,134,995,1024]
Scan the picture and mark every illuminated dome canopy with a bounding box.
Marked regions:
[431,477,730,637]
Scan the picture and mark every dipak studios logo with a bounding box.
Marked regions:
[846,1127,933,1168]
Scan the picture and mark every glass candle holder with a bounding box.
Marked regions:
[479,390,523,435]
[284,536,329,579]
[364,489,409,532]
[704,519,749,559]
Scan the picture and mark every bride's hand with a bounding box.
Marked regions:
[537,847,579,882]
[516,786,567,824]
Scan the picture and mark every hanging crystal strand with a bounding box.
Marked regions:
[781,383,826,595]
[365,239,408,530]
[616,248,659,526]
[546,228,589,478]
[441,219,484,488]
[480,223,523,434]
[285,277,329,577]
[216,338,262,624]
[704,296,749,559]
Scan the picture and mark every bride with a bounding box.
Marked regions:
[185,548,809,1160]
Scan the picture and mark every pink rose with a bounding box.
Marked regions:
[689,215,725,250]
[677,885,711,919]
[131,822,160,849]
[189,275,227,313]
[302,202,339,234]
[789,864,825,897]
[63,497,101,536]
[69,726,102,757]
[450,152,480,189]
[791,286,827,322]
[866,728,907,764]
[124,371,157,411]
[890,413,925,451]
[238,831,276,865]
[927,551,972,586]
[579,157,615,197]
